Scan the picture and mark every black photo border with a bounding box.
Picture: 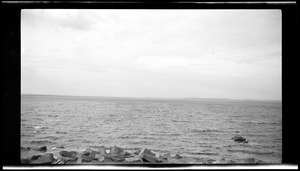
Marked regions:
[2,0,298,168]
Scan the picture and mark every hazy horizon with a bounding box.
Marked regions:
[21,93,281,101]
[21,10,282,101]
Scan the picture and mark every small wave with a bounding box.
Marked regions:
[172,120,191,123]
[55,131,68,134]
[30,140,52,144]
[190,152,220,156]
[48,114,59,117]
[190,129,223,133]
[21,133,35,137]
[129,140,154,145]
[33,126,48,130]
[43,136,60,140]
[82,140,92,143]
[227,149,275,155]
[119,135,139,139]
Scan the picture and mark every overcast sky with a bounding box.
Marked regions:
[21,9,281,100]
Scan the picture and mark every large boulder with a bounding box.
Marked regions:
[139,148,155,156]
[96,155,105,162]
[80,154,93,162]
[138,148,157,163]
[110,155,125,162]
[60,156,77,163]
[97,146,106,155]
[30,153,55,164]
[110,146,124,155]
[124,151,133,158]
[232,135,248,143]
[59,151,77,158]
[105,146,125,162]
[88,151,97,159]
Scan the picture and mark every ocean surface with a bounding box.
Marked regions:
[21,94,282,163]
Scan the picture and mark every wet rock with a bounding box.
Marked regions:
[29,155,42,162]
[32,146,47,152]
[97,155,105,162]
[59,151,77,158]
[77,158,82,164]
[21,158,30,164]
[81,154,93,162]
[103,153,125,162]
[110,146,124,155]
[133,149,140,155]
[174,154,183,159]
[140,153,157,163]
[81,151,90,156]
[138,148,157,163]
[139,148,155,157]
[232,135,248,143]
[94,153,102,159]
[97,146,106,155]
[88,151,97,159]
[31,153,55,164]
[53,159,65,164]
[244,158,256,163]
[102,146,125,162]
[124,151,133,158]
[85,148,94,154]
[161,153,171,160]
[111,155,125,162]
[60,156,77,162]
[154,154,167,163]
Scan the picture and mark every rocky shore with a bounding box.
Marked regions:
[21,145,196,164]
[21,136,264,165]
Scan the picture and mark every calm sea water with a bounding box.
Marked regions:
[21,94,282,163]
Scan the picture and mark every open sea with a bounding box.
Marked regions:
[21,94,282,163]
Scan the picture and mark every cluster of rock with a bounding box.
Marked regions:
[21,146,47,152]
[21,145,190,164]
[21,135,254,165]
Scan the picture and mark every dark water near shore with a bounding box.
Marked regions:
[21,94,282,163]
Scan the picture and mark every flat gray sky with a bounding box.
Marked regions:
[21,10,281,100]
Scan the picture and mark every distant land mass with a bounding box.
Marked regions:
[21,94,281,102]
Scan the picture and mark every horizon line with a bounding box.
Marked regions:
[21,93,282,101]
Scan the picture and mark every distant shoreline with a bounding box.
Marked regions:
[21,94,282,102]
